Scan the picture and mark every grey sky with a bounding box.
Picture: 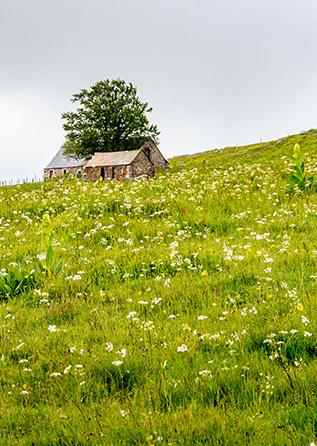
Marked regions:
[1,0,317,182]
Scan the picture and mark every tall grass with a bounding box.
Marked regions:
[1,130,317,444]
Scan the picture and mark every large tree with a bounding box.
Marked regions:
[62,79,160,159]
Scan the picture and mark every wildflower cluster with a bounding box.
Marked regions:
[0,130,317,444]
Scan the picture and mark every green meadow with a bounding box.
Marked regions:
[1,130,317,445]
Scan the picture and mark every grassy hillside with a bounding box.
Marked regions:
[1,130,317,445]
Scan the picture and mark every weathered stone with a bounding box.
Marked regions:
[140,140,168,170]
[130,150,154,178]
[43,166,83,180]
[44,139,168,182]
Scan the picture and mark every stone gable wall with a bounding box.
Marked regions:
[141,141,168,169]
[131,151,154,178]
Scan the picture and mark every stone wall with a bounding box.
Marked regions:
[114,165,129,181]
[84,165,129,181]
[44,142,168,182]
[141,140,168,169]
[43,166,83,180]
[83,166,101,181]
[84,153,153,181]
[131,151,154,178]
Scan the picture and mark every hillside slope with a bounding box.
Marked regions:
[1,131,317,445]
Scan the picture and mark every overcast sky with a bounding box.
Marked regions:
[1,0,317,182]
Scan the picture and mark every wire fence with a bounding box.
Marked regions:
[0,177,42,187]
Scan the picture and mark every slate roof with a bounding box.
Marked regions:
[46,148,86,169]
[84,149,141,167]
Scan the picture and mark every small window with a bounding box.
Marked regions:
[63,169,67,175]
[144,147,150,159]
[49,170,53,178]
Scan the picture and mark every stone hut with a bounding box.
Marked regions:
[44,139,168,181]
[83,140,167,181]
[43,148,86,180]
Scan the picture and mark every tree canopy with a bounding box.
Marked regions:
[62,79,160,159]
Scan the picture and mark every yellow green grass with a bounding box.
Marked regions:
[1,130,317,445]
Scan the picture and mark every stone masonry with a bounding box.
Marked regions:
[44,139,168,182]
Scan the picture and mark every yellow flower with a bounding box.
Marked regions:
[182,323,191,332]
[296,303,304,312]
[201,270,208,277]
[22,383,28,390]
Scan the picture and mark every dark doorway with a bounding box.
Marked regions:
[111,167,116,180]
[100,167,105,180]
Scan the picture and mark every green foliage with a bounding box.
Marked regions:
[62,79,160,159]
[0,267,36,300]
[286,143,317,192]
[1,130,317,444]
[36,214,64,277]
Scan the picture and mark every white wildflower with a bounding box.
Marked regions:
[301,315,310,326]
[105,342,113,352]
[177,344,188,353]
[112,360,123,366]
[117,348,127,359]
[64,365,72,374]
